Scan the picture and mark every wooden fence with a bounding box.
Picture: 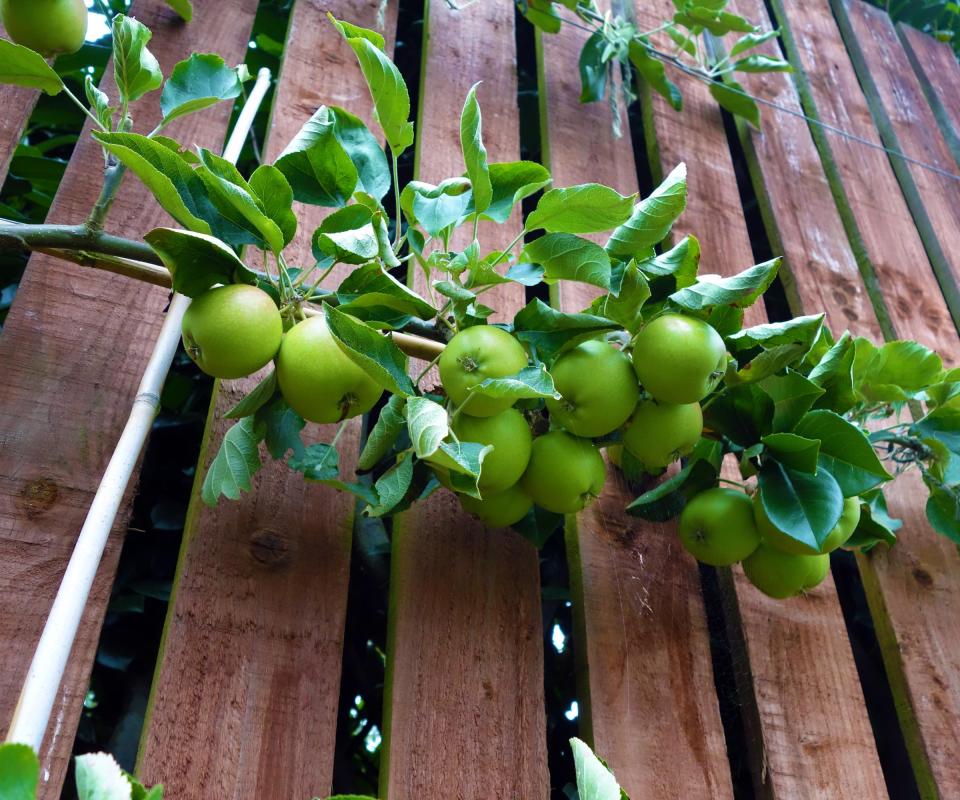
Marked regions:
[1,0,958,797]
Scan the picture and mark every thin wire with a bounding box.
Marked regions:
[549,8,960,183]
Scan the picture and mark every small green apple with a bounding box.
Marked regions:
[678,488,760,567]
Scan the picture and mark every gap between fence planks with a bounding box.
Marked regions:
[831,0,960,328]
[0,2,258,796]
[381,1,550,797]
[771,2,960,796]
[0,23,38,181]
[537,12,736,799]
[898,23,960,170]
[634,1,890,797]
[135,1,398,796]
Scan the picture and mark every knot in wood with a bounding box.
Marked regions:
[19,478,59,518]
[248,528,295,569]
[912,567,934,589]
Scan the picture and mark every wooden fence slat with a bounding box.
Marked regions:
[380,2,549,797]
[831,0,960,327]
[537,16,736,800]
[0,3,258,796]
[632,2,889,798]
[898,23,960,169]
[136,1,398,795]
[0,24,38,182]
[772,3,960,796]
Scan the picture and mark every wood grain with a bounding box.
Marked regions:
[136,1,396,796]
[636,2,888,797]
[772,3,960,796]
[832,0,960,327]
[381,1,549,798]
[538,13,735,799]
[898,23,960,169]
[0,2,258,797]
[0,23,38,181]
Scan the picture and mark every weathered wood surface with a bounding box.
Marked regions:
[382,2,549,798]
[136,1,396,796]
[832,0,960,326]
[0,23,38,182]
[773,3,960,796]
[636,2,888,797]
[0,2,259,797]
[538,15,735,800]
[899,22,960,169]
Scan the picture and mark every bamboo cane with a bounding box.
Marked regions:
[4,67,274,752]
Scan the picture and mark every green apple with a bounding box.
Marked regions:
[181,284,282,379]
[1,0,87,56]
[623,399,702,472]
[451,408,532,495]
[459,483,533,528]
[803,554,831,590]
[754,494,860,556]
[631,313,726,404]
[743,544,825,599]
[438,325,528,417]
[678,488,760,566]
[546,339,639,437]
[521,431,606,514]
[276,315,384,423]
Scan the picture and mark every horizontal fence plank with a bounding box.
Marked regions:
[760,1,960,796]
[538,11,736,799]
[136,0,397,795]
[381,1,549,797]
[635,2,888,798]
[832,0,960,328]
[898,23,960,169]
[0,2,259,796]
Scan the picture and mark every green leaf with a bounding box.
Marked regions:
[853,338,944,403]
[729,29,781,58]
[846,489,900,551]
[683,8,757,34]
[512,506,565,549]
[637,235,700,292]
[460,82,492,215]
[337,262,436,320]
[160,54,244,125]
[85,75,115,130]
[519,0,562,33]
[324,304,414,395]
[703,383,774,446]
[289,443,340,481]
[255,396,306,460]
[472,160,551,223]
[579,31,609,103]
[513,299,619,361]
[249,164,297,246]
[366,451,415,516]
[163,0,193,20]
[595,260,651,333]
[733,54,792,73]
[731,343,810,384]
[329,107,391,201]
[669,257,779,313]
[471,365,560,401]
[313,205,378,264]
[331,14,414,155]
[758,461,843,551]
[726,314,824,353]
[522,233,612,289]
[911,406,960,457]
[807,331,857,413]
[0,743,39,800]
[358,395,407,470]
[144,227,257,298]
[525,184,636,234]
[76,752,133,800]
[406,397,448,458]
[710,79,760,127]
[436,441,493,499]
[112,15,163,104]
[796,409,892,496]
[925,483,960,544]
[201,417,264,506]
[327,18,385,49]
[759,370,825,432]
[629,38,683,111]
[761,432,820,473]
[0,39,64,94]
[571,738,624,800]
[606,163,686,258]
[225,371,278,419]
[401,178,472,237]
[626,438,723,519]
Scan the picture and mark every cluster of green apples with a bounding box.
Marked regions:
[432,312,731,529]
[1,0,88,57]
[678,486,861,598]
[181,285,386,423]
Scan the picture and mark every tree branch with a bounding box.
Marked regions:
[0,222,161,264]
